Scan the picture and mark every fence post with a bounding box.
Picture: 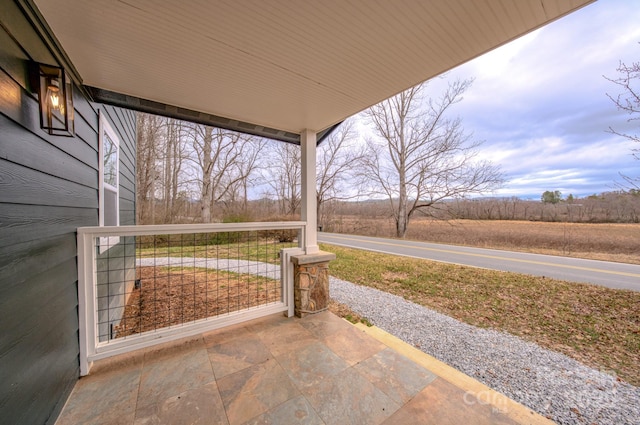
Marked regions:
[77,230,97,376]
[281,247,304,317]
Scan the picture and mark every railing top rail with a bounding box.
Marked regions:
[77,221,306,237]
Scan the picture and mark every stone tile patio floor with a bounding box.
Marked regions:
[56,311,542,425]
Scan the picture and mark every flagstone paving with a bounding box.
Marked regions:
[56,311,538,425]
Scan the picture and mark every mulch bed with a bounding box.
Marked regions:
[115,266,281,337]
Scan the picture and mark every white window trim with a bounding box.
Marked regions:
[99,111,120,253]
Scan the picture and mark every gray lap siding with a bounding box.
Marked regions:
[0,2,136,423]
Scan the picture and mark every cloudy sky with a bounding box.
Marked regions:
[373,0,639,199]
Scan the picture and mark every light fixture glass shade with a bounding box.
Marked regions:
[30,62,74,136]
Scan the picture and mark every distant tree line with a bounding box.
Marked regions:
[324,191,640,226]
[135,112,639,228]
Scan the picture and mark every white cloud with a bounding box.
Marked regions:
[444,0,640,197]
[470,31,540,79]
[354,0,639,199]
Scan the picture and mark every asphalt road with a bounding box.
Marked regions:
[317,232,640,291]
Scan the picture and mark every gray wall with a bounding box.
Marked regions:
[0,2,136,423]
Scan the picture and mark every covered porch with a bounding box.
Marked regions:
[56,311,547,425]
[0,1,597,424]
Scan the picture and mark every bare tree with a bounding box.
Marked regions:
[194,125,214,222]
[225,137,267,215]
[606,53,640,190]
[266,142,301,216]
[316,119,363,227]
[161,118,189,222]
[361,79,503,238]
[136,114,191,223]
[190,126,264,222]
[136,113,161,223]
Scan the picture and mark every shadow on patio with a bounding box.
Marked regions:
[56,311,549,425]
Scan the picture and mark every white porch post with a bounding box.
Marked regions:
[300,129,319,254]
[291,129,335,317]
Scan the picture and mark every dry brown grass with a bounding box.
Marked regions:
[323,243,640,386]
[332,217,640,264]
[116,266,281,337]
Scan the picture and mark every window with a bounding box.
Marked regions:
[99,112,120,252]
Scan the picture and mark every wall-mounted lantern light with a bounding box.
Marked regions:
[29,61,74,136]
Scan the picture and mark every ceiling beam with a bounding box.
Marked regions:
[87,86,339,145]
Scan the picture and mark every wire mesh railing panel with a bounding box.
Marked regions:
[89,225,300,345]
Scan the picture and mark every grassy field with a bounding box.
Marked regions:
[330,217,640,264]
[137,238,297,264]
[321,243,640,387]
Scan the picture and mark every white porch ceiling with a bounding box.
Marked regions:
[35,0,594,136]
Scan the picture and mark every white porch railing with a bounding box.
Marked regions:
[76,222,305,376]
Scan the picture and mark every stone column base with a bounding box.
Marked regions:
[291,251,336,318]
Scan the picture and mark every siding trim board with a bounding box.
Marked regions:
[0,4,136,424]
[87,86,340,145]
